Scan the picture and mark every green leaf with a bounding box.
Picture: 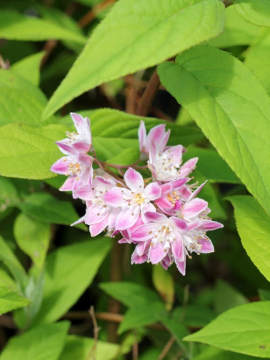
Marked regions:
[43,0,224,118]
[184,301,270,358]
[100,281,162,307]
[18,192,80,227]
[210,4,263,48]
[152,265,174,311]
[11,52,44,86]
[158,45,270,217]
[0,321,69,360]
[32,238,111,324]
[0,287,29,315]
[0,10,86,43]
[193,346,263,360]
[184,147,240,184]
[259,289,270,301]
[0,123,66,179]
[214,280,247,314]
[14,213,50,269]
[162,308,189,345]
[0,177,20,214]
[236,0,270,27]
[229,195,270,282]
[0,236,27,289]
[119,302,167,334]
[59,335,122,360]
[245,30,270,95]
[0,69,50,126]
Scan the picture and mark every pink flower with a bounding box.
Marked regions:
[138,121,170,158]
[51,153,93,199]
[74,176,119,237]
[104,168,161,230]
[57,113,92,154]
[128,198,223,275]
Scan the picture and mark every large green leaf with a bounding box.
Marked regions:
[236,0,270,27]
[0,70,49,126]
[0,322,69,360]
[0,177,20,215]
[194,346,263,360]
[0,10,86,43]
[210,4,263,48]
[59,335,121,360]
[158,45,270,216]
[184,301,270,358]
[14,213,50,269]
[18,192,80,227]
[245,30,270,95]
[229,195,270,282]
[0,287,29,315]
[43,0,224,118]
[32,238,112,324]
[0,123,66,179]
[11,52,44,86]
[184,147,240,184]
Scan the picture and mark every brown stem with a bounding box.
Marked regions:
[158,337,175,360]
[136,70,160,116]
[107,242,123,342]
[87,306,100,360]
[132,341,139,360]
[125,75,138,114]
[79,0,116,28]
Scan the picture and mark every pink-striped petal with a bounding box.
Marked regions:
[198,238,214,253]
[56,141,75,155]
[182,198,208,218]
[161,254,172,270]
[180,157,198,177]
[172,217,187,231]
[60,176,76,191]
[149,242,166,264]
[51,157,70,175]
[85,205,107,225]
[90,218,108,237]
[144,211,166,223]
[124,168,144,192]
[131,223,155,241]
[131,249,147,264]
[115,208,140,230]
[165,145,183,164]
[175,257,186,276]
[189,181,208,200]
[200,220,224,231]
[138,120,147,153]
[104,188,125,207]
[172,236,185,261]
[144,182,161,201]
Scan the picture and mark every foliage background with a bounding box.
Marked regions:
[0,0,270,359]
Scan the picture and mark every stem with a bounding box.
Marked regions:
[87,306,100,360]
[79,0,116,28]
[136,70,160,116]
[158,337,176,360]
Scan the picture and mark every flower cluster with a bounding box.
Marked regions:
[51,113,223,275]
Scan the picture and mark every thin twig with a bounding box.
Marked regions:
[79,0,116,28]
[132,341,139,360]
[158,337,175,360]
[136,70,160,116]
[125,74,138,114]
[88,306,100,360]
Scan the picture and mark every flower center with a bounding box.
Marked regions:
[133,192,145,205]
[155,153,179,181]
[68,162,81,176]
[66,131,78,141]
[167,191,180,205]
[151,223,176,250]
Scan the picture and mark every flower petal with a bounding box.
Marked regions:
[84,205,107,225]
[104,188,125,207]
[200,220,223,231]
[182,198,208,218]
[172,236,185,261]
[131,249,147,264]
[144,182,161,201]
[60,176,76,191]
[172,217,187,231]
[180,157,198,177]
[56,141,75,155]
[198,237,214,253]
[138,120,147,153]
[124,167,144,192]
[115,207,140,230]
[51,157,70,175]
[90,218,108,236]
[175,257,186,276]
[144,211,166,223]
[149,242,167,264]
